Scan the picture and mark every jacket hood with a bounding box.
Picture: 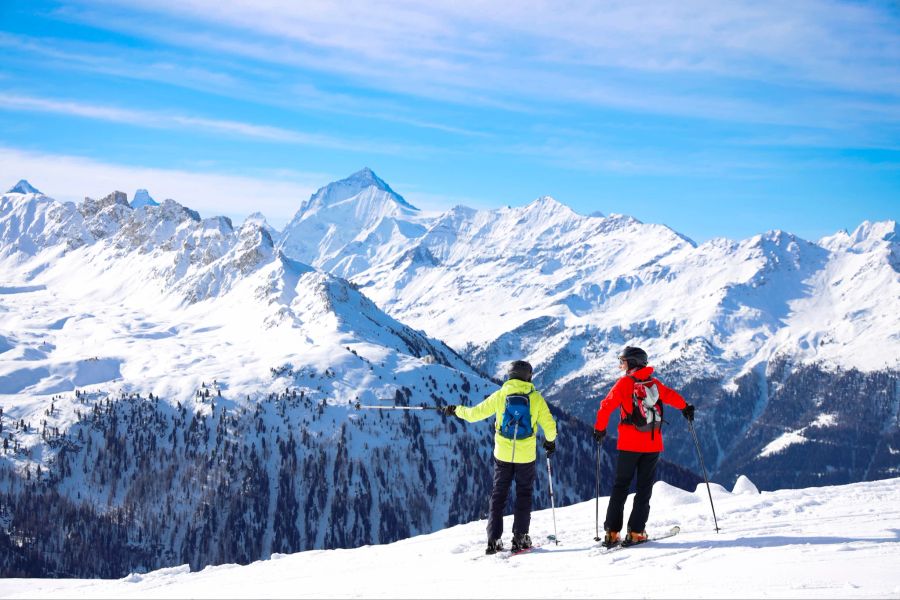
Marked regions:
[502,378,536,393]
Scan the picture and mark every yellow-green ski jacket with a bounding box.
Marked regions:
[455,378,557,464]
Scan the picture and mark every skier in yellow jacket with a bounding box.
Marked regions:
[442,360,557,554]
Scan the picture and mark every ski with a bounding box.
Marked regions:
[597,525,680,554]
[472,543,542,561]
[499,544,542,559]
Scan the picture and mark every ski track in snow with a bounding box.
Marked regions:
[3,477,899,599]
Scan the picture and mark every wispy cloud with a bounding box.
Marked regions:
[0,146,326,228]
[58,0,900,128]
[0,93,426,155]
[0,32,244,91]
[0,32,490,138]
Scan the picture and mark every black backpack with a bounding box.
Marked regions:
[620,376,664,438]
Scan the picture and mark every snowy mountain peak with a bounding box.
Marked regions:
[6,179,41,195]
[348,167,391,192]
[596,212,644,233]
[849,219,897,243]
[744,229,810,256]
[302,168,418,214]
[278,169,425,270]
[818,219,897,254]
[131,188,158,209]
[532,194,562,205]
[526,195,573,214]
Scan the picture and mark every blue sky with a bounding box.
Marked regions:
[0,0,897,242]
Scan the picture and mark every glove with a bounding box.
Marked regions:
[682,404,695,422]
[543,439,556,457]
[440,405,457,417]
[592,429,606,444]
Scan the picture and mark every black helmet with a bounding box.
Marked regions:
[508,360,533,382]
[618,346,648,369]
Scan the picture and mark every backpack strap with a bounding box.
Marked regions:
[620,376,641,421]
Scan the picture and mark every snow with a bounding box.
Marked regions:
[759,413,840,458]
[3,477,898,599]
[759,430,808,458]
[812,413,837,428]
[732,474,760,495]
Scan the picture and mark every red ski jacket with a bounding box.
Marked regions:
[594,366,687,453]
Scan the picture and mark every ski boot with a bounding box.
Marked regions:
[485,539,504,555]
[601,530,620,548]
[511,533,532,552]
[623,530,648,546]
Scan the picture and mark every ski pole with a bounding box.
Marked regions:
[688,420,721,533]
[546,456,559,545]
[593,443,602,542]
[355,403,440,411]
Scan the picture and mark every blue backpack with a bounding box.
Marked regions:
[499,391,534,440]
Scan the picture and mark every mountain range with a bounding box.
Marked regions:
[273,169,899,488]
[0,176,695,577]
[0,170,896,576]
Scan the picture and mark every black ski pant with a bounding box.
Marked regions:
[487,457,536,541]
[604,450,660,534]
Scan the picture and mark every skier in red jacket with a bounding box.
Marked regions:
[593,346,695,547]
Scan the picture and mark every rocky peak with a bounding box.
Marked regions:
[79,191,130,219]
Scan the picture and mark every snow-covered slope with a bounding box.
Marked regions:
[5,476,899,599]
